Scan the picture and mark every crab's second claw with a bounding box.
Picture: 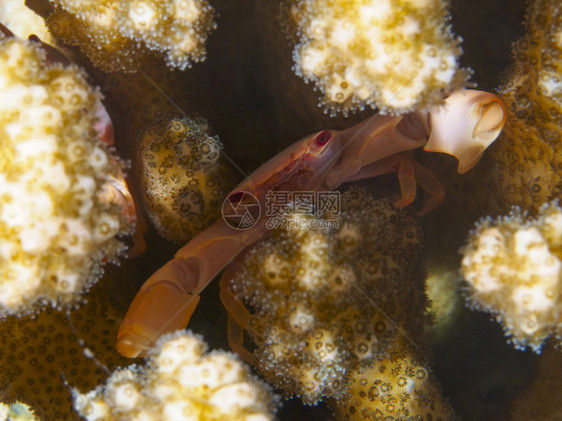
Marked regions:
[424,89,506,174]
[116,282,200,358]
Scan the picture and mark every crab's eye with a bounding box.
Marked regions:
[228,191,244,203]
[314,130,332,147]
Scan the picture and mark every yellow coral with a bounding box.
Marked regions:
[224,187,450,417]
[0,37,131,315]
[332,336,453,421]
[488,0,561,214]
[73,331,278,421]
[46,0,216,72]
[138,116,235,243]
[285,0,468,115]
[461,201,562,352]
[0,276,131,420]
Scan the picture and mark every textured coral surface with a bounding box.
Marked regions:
[0,37,131,316]
[139,116,235,243]
[461,201,562,352]
[47,0,216,72]
[74,331,278,420]
[224,188,452,418]
[486,0,562,215]
[286,0,468,115]
[0,276,131,420]
[334,336,452,420]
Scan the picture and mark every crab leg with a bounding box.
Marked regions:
[324,113,429,189]
[220,286,257,364]
[116,218,268,357]
[325,89,506,189]
[219,253,257,364]
[345,153,446,215]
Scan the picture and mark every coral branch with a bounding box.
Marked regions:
[0,402,37,421]
[223,187,452,418]
[461,201,562,352]
[138,116,236,243]
[46,0,216,72]
[0,37,132,315]
[285,0,469,115]
[73,331,279,420]
[489,0,561,213]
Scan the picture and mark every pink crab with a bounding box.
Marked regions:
[116,88,506,358]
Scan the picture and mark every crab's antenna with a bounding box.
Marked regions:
[65,309,111,375]
[59,311,112,415]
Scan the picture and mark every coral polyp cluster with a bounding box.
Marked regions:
[46,0,216,72]
[224,188,452,418]
[0,276,131,419]
[461,201,562,352]
[0,37,132,315]
[488,0,561,214]
[285,0,468,115]
[335,336,453,420]
[456,0,562,356]
[138,116,235,243]
[73,331,278,421]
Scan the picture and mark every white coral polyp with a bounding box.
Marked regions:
[289,304,316,333]
[0,264,41,307]
[173,0,202,23]
[290,0,467,115]
[513,227,545,256]
[542,211,562,247]
[49,0,216,72]
[162,400,200,421]
[14,134,58,158]
[0,38,131,315]
[155,333,204,372]
[108,374,143,412]
[74,332,277,421]
[511,285,555,313]
[461,202,562,352]
[129,2,158,29]
[210,383,260,413]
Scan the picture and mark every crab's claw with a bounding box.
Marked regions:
[116,259,202,358]
[424,89,506,174]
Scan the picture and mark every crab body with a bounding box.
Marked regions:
[116,89,506,358]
